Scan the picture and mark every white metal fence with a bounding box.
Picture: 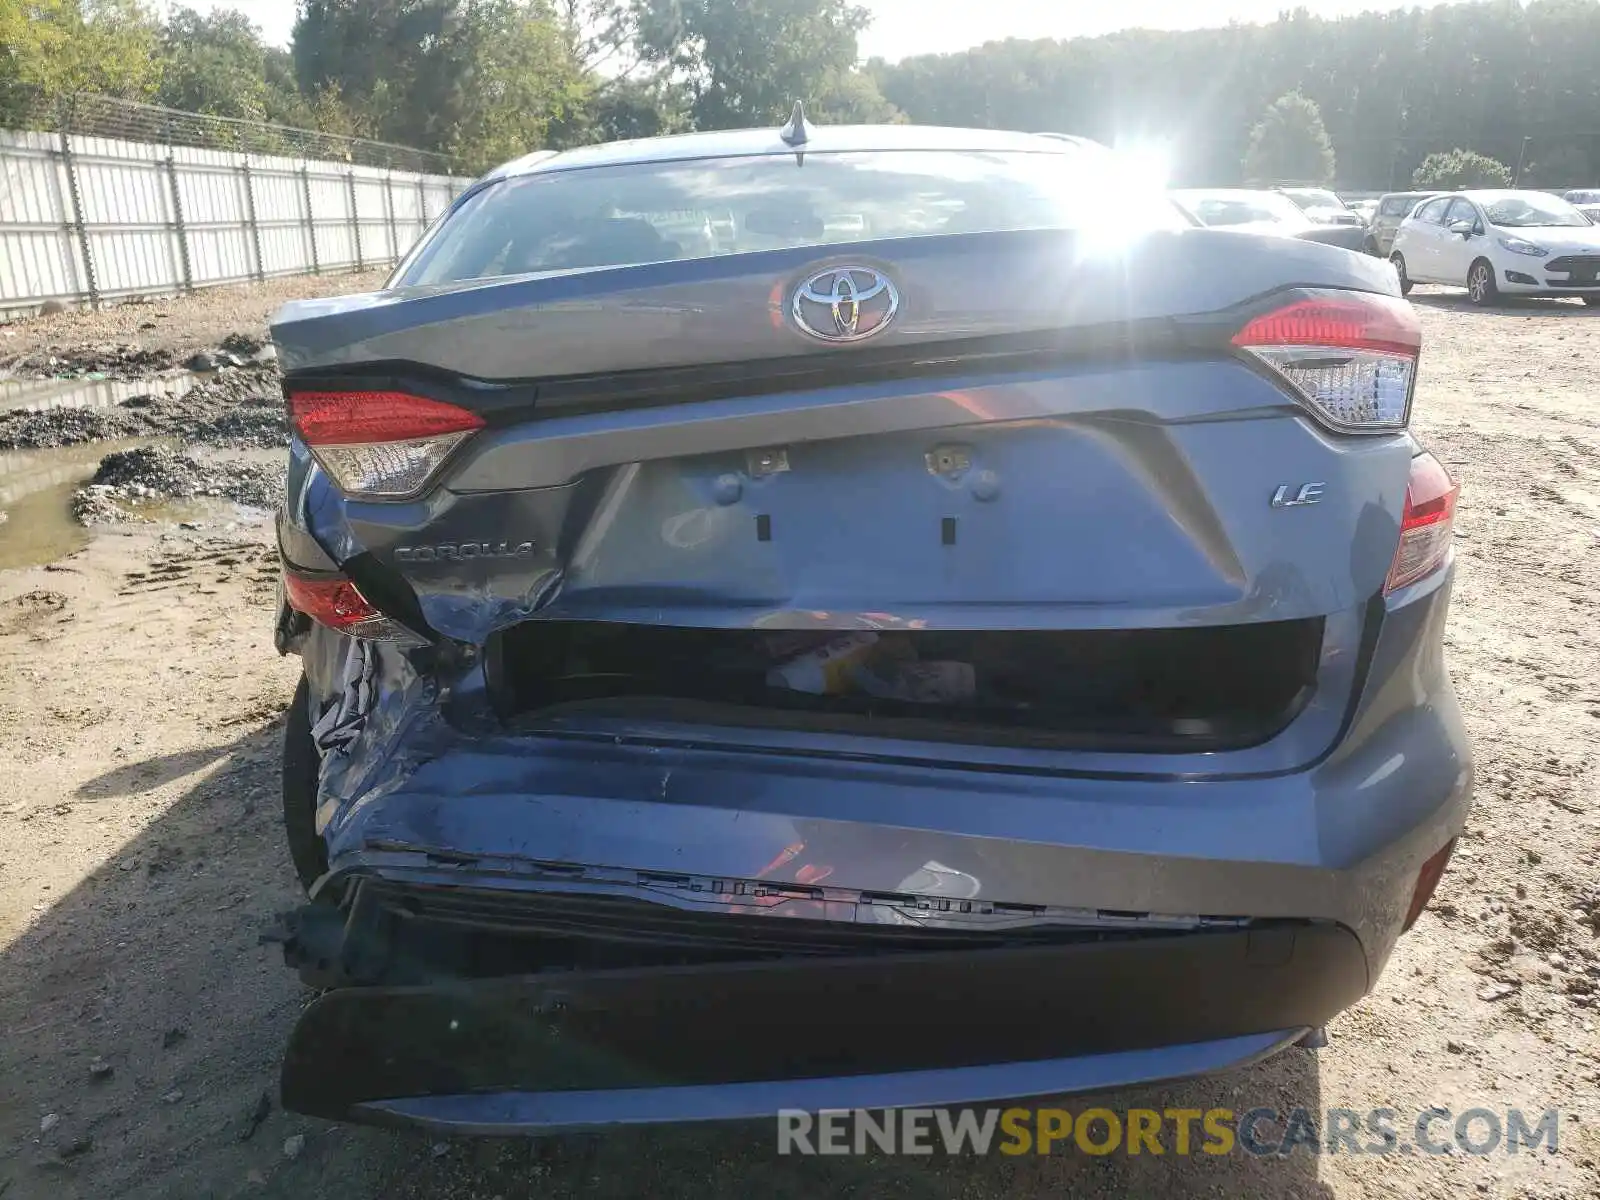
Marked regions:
[0,127,473,319]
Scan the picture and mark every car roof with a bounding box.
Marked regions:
[1452,189,1562,203]
[1381,190,1437,200]
[1173,188,1291,205]
[485,125,1082,182]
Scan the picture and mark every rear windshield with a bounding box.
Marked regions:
[1177,191,1305,227]
[1281,188,1348,211]
[1381,194,1427,216]
[396,150,1190,286]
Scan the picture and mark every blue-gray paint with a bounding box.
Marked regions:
[268,124,1471,1122]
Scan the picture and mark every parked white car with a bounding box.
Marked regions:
[1390,190,1600,306]
[1561,188,1600,221]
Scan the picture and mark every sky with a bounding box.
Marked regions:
[168,0,1479,60]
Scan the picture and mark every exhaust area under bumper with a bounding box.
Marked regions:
[278,917,1366,1131]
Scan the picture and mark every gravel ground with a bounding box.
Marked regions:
[0,286,1596,1199]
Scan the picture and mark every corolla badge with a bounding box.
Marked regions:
[791,266,900,342]
[395,541,535,563]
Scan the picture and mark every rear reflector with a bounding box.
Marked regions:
[1233,292,1421,431]
[283,571,408,641]
[1386,451,1459,593]
[288,391,484,498]
[1402,838,1457,931]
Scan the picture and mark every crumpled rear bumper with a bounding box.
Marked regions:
[279,914,1364,1132]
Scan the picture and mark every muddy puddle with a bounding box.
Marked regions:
[0,439,275,571]
[0,361,287,569]
[0,373,195,415]
[0,439,142,569]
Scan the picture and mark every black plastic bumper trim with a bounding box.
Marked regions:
[280,923,1367,1122]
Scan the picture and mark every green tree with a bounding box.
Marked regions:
[1412,149,1514,189]
[870,1,1600,187]
[156,8,309,125]
[0,0,162,115]
[632,0,895,129]
[292,0,589,171]
[1242,91,1336,185]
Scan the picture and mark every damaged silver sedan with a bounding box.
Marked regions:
[267,118,1471,1133]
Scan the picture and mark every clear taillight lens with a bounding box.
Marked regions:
[1386,451,1458,594]
[288,390,485,498]
[1233,293,1422,431]
[283,570,409,641]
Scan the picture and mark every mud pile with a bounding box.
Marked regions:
[71,446,286,523]
[0,341,179,380]
[0,368,287,451]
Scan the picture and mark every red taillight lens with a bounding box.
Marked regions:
[287,390,484,498]
[1402,838,1457,932]
[288,391,485,445]
[1386,451,1459,594]
[283,571,406,640]
[1233,292,1421,431]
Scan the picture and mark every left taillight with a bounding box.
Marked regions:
[283,570,408,641]
[1232,291,1421,432]
[1386,451,1459,594]
[287,390,485,498]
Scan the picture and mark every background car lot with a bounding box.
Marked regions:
[1,278,1597,1198]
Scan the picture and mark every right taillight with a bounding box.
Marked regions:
[1402,837,1457,931]
[1386,451,1459,594]
[287,390,485,498]
[1232,291,1421,431]
[283,569,410,641]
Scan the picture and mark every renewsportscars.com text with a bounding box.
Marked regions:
[777,1106,1561,1157]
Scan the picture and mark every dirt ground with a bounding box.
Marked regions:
[0,279,1597,1199]
[0,269,390,374]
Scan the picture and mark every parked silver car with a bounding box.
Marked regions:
[267,118,1471,1133]
[1278,186,1365,227]
[1173,188,1368,251]
[1368,191,1440,256]
[1562,188,1600,222]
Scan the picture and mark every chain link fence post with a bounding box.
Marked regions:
[165,153,194,293]
[162,116,193,293]
[346,170,364,271]
[384,170,399,264]
[240,159,266,282]
[301,164,320,275]
[57,97,100,310]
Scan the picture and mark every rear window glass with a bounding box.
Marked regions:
[396,150,1190,286]
[1177,192,1305,227]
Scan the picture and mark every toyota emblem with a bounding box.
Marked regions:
[791,266,900,343]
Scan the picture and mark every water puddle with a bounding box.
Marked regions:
[0,439,144,570]
[0,438,265,571]
[0,373,196,415]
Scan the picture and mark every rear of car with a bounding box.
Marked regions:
[1278,186,1365,228]
[268,125,1471,1133]
[1172,188,1367,251]
[1562,188,1600,222]
[1370,191,1437,256]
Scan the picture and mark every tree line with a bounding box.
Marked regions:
[3,0,1599,186]
[869,0,1600,189]
[0,0,899,171]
